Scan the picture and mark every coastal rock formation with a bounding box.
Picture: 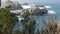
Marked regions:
[22,5,48,15]
[30,6,48,15]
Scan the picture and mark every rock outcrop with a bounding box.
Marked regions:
[30,6,48,15]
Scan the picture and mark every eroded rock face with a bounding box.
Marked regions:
[30,7,48,15]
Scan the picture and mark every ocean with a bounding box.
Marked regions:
[32,3,60,32]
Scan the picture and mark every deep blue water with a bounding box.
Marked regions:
[13,3,60,33]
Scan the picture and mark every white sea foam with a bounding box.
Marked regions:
[47,10,56,15]
[22,5,31,9]
[45,6,52,9]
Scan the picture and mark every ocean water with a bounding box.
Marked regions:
[45,3,60,19]
[30,3,60,33]
[13,3,60,33]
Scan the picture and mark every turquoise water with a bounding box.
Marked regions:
[31,15,54,32]
[30,3,60,32]
[13,3,60,33]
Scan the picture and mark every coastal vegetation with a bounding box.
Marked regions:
[14,12,36,34]
[0,5,17,34]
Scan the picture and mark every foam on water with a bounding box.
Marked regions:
[47,10,56,15]
[45,6,51,8]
